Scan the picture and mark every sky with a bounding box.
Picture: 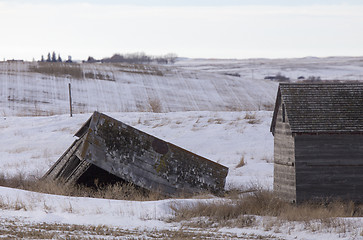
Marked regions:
[0,0,363,60]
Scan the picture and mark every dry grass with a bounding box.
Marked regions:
[235,156,246,168]
[114,63,164,76]
[0,196,30,211]
[0,219,257,239]
[0,174,164,201]
[149,98,162,113]
[280,200,358,221]
[247,119,260,124]
[29,62,83,79]
[172,190,363,229]
[244,112,261,124]
[244,112,256,120]
[207,117,225,124]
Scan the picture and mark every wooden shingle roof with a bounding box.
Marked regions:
[271,83,363,134]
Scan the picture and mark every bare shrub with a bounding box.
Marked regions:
[275,73,290,82]
[149,98,162,113]
[29,62,83,79]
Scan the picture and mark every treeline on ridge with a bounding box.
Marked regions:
[85,52,178,64]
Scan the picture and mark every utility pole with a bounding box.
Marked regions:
[68,83,73,117]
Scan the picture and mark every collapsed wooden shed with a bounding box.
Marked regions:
[270,83,363,203]
[43,111,228,196]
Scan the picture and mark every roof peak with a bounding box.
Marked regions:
[271,83,363,134]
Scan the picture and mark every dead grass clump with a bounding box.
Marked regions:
[0,196,30,211]
[244,112,261,124]
[280,200,358,221]
[29,62,83,79]
[172,189,363,228]
[235,156,246,168]
[0,174,164,201]
[0,220,244,239]
[248,119,261,124]
[172,191,282,227]
[244,112,256,120]
[91,181,163,201]
[149,98,162,113]
[0,173,32,189]
[115,63,164,76]
[207,118,225,124]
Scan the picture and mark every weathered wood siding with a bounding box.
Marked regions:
[295,134,363,203]
[273,101,296,202]
[43,136,92,184]
[80,112,228,196]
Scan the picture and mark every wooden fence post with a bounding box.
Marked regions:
[69,83,73,117]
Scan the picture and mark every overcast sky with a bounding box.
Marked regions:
[1,0,363,60]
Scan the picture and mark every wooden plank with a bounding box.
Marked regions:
[295,134,363,203]
[273,102,296,202]
[43,138,84,181]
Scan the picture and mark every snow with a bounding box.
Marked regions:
[1,111,362,239]
[0,111,274,189]
[0,184,362,239]
[1,56,363,117]
[0,57,363,239]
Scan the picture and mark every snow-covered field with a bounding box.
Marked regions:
[1,111,362,239]
[1,56,363,117]
[0,57,363,239]
[0,111,273,189]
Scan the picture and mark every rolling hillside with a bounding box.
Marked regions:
[0,56,361,117]
[0,61,277,117]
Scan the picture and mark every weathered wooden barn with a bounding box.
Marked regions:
[270,83,363,203]
[43,111,228,196]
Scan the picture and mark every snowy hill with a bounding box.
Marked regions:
[1,56,363,117]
